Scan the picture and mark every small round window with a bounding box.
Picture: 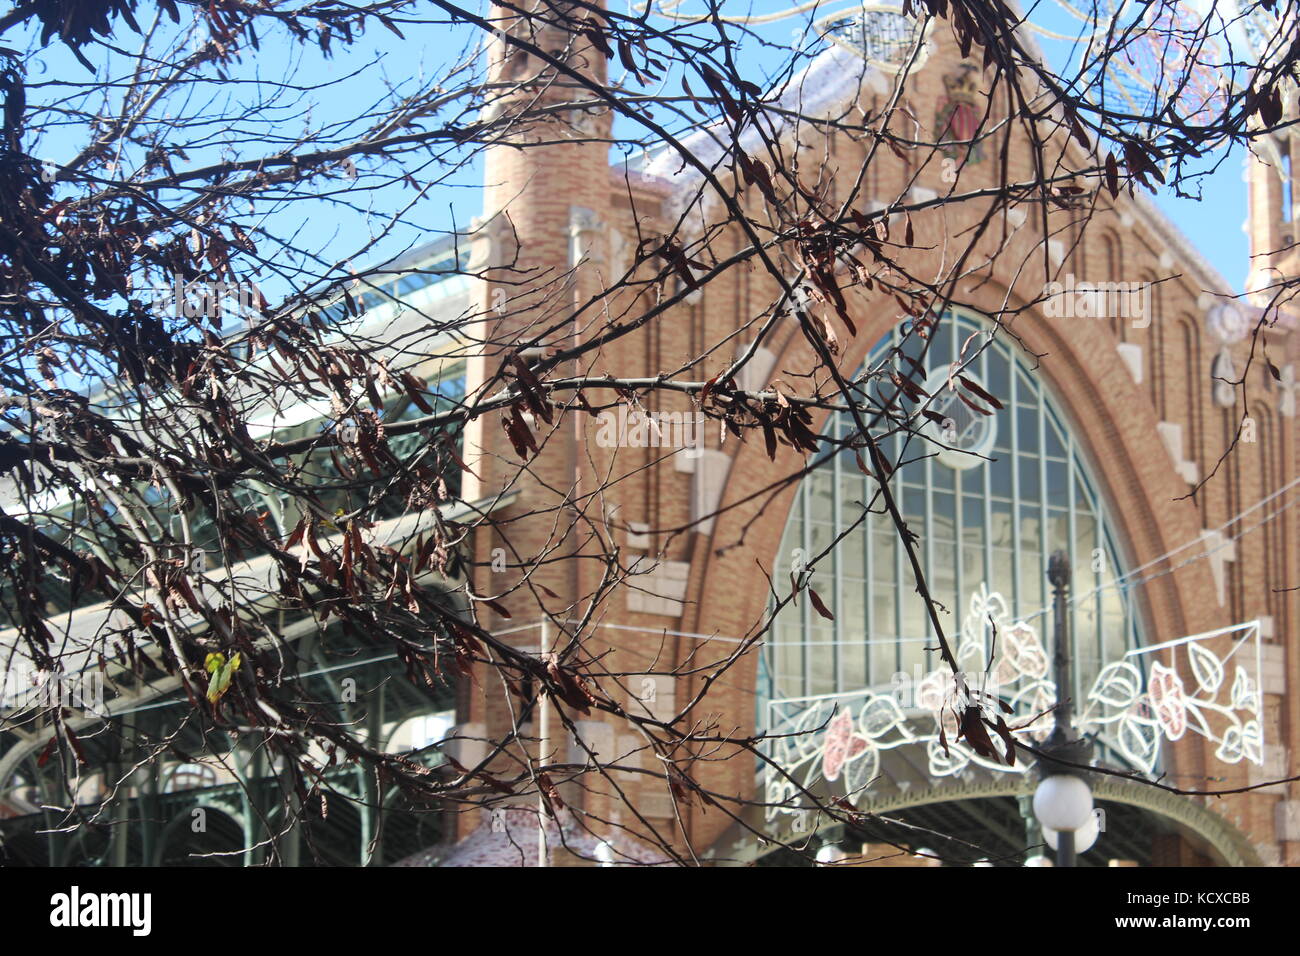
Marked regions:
[920,366,999,470]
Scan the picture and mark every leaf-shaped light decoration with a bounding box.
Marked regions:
[859,694,907,739]
[1087,660,1144,710]
[926,738,970,778]
[956,633,987,671]
[1183,699,1213,740]
[1187,640,1224,695]
[1116,712,1160,773]
[1241,719,1263,765]
[843,743,880,795]
[1230,666,1258,713]
[1214,723,1245,764]
[792,703,827,758]
[1008,679,1056,742]
[958,582,1005,662]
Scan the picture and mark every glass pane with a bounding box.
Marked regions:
[1047,510,1071,555]
[900,582,927,640]
[1018,545,1044,616]
[991,547,1014,600]
[1045,417,1068,459]
[931,458,955,491]
[1018,456,1041,501]
[838,473,863,510]
[1045,460,1069,507]
[899,324,928,368]
[808,623,835,696]
[1016,406,1039,456]
[1074,512,1098,589]
[870,586,897,680]
[774,624,804,698]
[989,501,1014,548]
[808,473,835,516]
[872,528,895,581]
[841,582,867,686]
[839,529,866,579]
[989,449,1012,493]
[985,351,1010,406]
[808,521,834,563]
[931,539,958,620]
[841,578,866,621]
[842,633,867,689]
[899,628,928,678]
[903,487,926,518]
[1102,581,1127,662]
[932,491,956,537]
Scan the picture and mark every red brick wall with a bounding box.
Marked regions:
[466,23,1299,863]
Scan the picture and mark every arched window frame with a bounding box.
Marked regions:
[763,310,1147,719]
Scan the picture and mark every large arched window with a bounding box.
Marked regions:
[764,311,1143,711]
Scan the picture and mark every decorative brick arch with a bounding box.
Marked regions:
[680,280,1235,851]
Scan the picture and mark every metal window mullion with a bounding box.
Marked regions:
[800,471,812,698]
[1038,381,1050,663]
[865,425,876,686]
[1096,506,1107,669]
[1067,429,1079,705]
[893,428,905,676]
[1009,350,1022,619]
[981,344,994,607]
[833,422,844,694]
[952,319,965,657]
[924,439,935,678]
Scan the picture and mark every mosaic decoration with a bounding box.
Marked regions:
[934,63,985,163]
[763,584,1264,819]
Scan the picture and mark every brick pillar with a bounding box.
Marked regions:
[1244,127,1299,325]
[458,2,614,850]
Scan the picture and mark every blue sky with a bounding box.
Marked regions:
[22,1,1253,299]
[1150,153,1249,290]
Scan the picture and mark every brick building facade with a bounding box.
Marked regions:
[454,5,1300,866]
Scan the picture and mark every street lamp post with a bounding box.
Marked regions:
[1031,551,1095,867]
[1047,552,1075,741]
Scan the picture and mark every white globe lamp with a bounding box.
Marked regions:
[1042,809,1100,854]
[1032,774,1093,832]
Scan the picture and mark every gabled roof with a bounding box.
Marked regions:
[636,42,873,200]
[626,22,1252,306]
